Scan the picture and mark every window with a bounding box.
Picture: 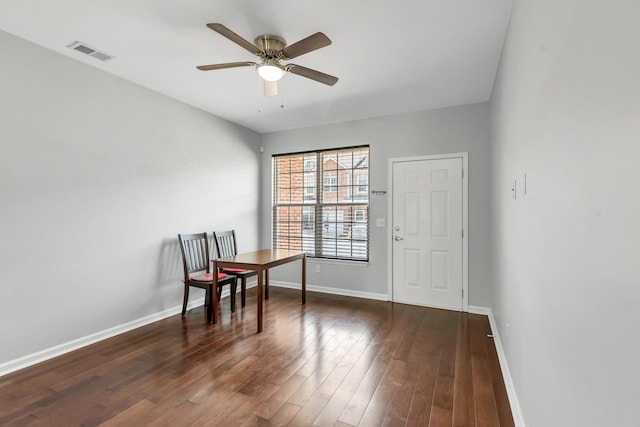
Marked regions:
[273,146,369,261]
[304,177,315,199]
[323,176,337,192]
[356,175,368,193]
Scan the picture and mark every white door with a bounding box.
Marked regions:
[391,156,464,310]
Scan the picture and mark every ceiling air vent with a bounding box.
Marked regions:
[67,41,113,62]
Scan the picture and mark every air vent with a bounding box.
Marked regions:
[67,41,113,62]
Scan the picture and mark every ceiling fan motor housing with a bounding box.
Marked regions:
[255,35,286,62]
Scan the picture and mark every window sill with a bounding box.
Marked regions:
[307,257,369,267]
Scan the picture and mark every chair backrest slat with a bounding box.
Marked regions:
[187,240,195,269]
[213,230,238,258]
[194,240,204,269]
[178,233,210,278]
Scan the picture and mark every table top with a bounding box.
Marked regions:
[213,249,305,269]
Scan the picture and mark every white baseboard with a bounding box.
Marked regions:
[269,280,389,301]
[468,305,492,315]
[0,297,206,377]
[469,305,526,427]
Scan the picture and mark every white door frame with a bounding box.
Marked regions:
[387,152,469,311]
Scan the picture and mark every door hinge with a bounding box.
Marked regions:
[462,228,464,238]
[462,168,464,178]
[462,288,464,299]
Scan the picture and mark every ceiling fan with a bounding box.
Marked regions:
[197,23,339,96]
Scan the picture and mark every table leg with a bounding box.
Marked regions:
[212,261,219,324]
[302,253,306,304]
[265,269,269,300]
[257,267,263,332]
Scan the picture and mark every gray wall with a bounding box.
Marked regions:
[0,30,261,364]
[490,0,640,425]
[260,103,492,306]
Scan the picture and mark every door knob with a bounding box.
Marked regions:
[394,236,404,241]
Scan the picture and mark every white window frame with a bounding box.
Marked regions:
[272,146,369,262]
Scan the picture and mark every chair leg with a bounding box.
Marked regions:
[205,287,213,323]
[181,283,190,315]
[230,279,237,312]
[241,277,247,307]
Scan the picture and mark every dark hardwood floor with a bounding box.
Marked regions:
[0,288,514,427]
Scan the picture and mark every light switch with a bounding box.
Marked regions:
[376,218,386,227]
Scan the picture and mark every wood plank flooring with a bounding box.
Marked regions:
[0,288,514,427]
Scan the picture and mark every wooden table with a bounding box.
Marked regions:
[212,249,306,332]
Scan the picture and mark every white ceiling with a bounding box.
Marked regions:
[0,0,513,134]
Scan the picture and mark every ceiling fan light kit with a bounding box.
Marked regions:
[257,64,284,81]
[197,23,338,96]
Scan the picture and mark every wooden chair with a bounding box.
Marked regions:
[178,233,238,321]
[213,230,258,309]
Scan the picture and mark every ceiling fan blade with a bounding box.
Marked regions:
[281,32,331,59]
[206,23,261,55]
[264,80,278,97]
[288,64,339,86]
[197,62,255,71]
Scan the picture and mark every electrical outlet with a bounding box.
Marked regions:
[315,264,320,273]
[505,322,510,340]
